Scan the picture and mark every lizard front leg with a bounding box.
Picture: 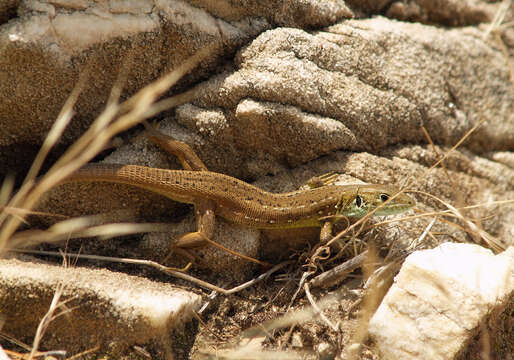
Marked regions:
[306,172,339,189]
[320,221,334,244]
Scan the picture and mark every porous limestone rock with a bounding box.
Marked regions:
[369,243,513,360]
[0,258,202,357]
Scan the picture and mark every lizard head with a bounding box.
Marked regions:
[335,185,415,218]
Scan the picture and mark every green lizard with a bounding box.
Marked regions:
[60,129,415,248]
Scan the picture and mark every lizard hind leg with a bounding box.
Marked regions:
[143,121,208,171]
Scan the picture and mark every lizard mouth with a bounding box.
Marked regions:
[375,198,415,216]
[386,202,414,214]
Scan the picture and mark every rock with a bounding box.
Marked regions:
[2,1,513,357]
[316,342,336,360]
[0,0,270,175]
[291,332,304,348]
[0,0,357,176]
[386,0,498,26]
[0,258,201,357]
[0,346,8,360]
[184,21,513,175]
[369,243,513,360]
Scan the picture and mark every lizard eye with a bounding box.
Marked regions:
[380,193,389,202]
[355,195,362,208]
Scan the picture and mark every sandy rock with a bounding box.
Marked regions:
[0,0,356,176]
[369,243,513,360]
[2,1,513,357]
[189,0,354,27]
[386,0,500,26]
[0,258,201,357]
[0,0,270,174]
[181,21,513,177]
[0,346,8,360]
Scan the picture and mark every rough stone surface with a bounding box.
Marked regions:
[0,0,270,174]
[369,243,514,360]
[0,0,357,176]
[0,346,7,360]
[0,258,201,356]
[1,0,513,358]
[181,21,513,177]
[386,0,500,26]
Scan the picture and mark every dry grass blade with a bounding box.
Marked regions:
[25,77,86,184]
[309,250,368,289]
[407,216,437,251]
[197,232,273,268]
[342,248,393,360]
[0,333,31,353]
[415,191,506,252]
[142,86,200,119]
[120,46,214,113]
[199,339,301,360]
[0,70,88,233]
[9,222,177,249]
[406,120,485,187]
[28,282,74,360]
[66,345,101,360]
[0,87,80,233]
[10,248,291,296]
[372,199,514,228]
[0,45,215,253]
[482,0,514,83]
[304,283,338,331]
[242,292,343,340]
[2,348,67,360]
[399,118,486,193]
[482,0,511,40]
[1,207,68,221]
[0,174,15,209]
